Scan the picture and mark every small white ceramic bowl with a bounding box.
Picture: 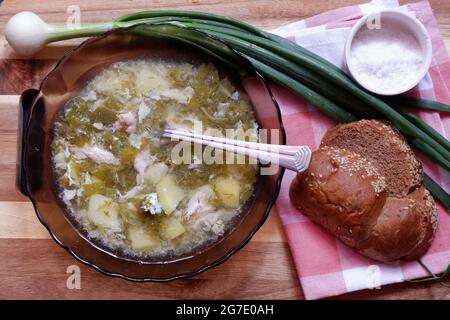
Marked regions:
[345,9,432,96]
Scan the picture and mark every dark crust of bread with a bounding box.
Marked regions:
[290,120,438,262]
[321,120,423,196]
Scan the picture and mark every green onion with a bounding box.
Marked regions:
[407,260,450,286]
[423,174,450,213]
[183,25,379,118]
[399,110,450,152]
[114,10,268,37]
[411,139,450,172]
[130,24,249,73]
[390,95,450,113]
[246,57,357,123]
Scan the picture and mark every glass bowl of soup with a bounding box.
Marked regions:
[18,24,285,281]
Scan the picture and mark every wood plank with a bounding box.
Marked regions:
[0,238,447,300]
[0,0,448,300]
[0,0,359,29]
[0,239,302,300]
[0,201,49,239]
[0,37,84,59]
[0,95,26,201]
[0,59,57,94]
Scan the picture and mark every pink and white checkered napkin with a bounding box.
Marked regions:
[269,0,450,300]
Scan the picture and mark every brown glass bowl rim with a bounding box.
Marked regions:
[22,24,286,281]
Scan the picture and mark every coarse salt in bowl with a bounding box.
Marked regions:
[345,10,432,96]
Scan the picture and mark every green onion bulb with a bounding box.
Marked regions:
[5,11,49,56]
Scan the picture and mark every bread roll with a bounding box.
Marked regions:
[290,120,437,262]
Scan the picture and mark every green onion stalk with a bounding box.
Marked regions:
[5,11,450,210]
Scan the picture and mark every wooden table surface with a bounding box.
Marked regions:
[0,0,449,300]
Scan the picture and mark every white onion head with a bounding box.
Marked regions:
[5,11,48,56]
